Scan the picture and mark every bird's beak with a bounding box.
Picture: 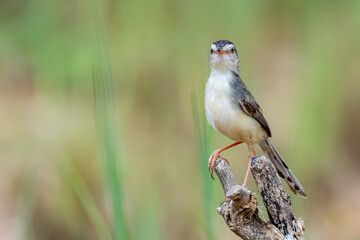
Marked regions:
[214,50,227,55]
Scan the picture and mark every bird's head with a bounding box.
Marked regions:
[209,40,239,73]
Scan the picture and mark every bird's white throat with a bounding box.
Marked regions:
[209,55,239,74]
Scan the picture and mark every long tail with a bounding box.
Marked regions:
[259,138,307,198]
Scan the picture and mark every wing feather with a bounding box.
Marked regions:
[231,71,272,137]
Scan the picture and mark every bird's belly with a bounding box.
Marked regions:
[205,91,266,145]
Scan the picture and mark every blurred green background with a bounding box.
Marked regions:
[1,0,360,239]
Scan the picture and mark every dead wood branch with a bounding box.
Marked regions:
[214,156,305,240]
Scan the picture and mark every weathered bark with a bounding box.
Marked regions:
[251,156,305,239]
[213,156,305,240]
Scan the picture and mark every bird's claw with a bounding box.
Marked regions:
[220,198,231,206]
[208,150,230,179]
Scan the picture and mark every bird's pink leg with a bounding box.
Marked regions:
[208,141,243,179]
[242,149,256,187]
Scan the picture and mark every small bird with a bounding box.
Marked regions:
[205,40,306,197]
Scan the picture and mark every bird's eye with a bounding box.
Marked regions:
[210,49,214,53]
[230,48,235,53]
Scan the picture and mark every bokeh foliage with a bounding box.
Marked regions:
[1,0,360,239]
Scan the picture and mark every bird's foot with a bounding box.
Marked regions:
[208,150,229,179]
[220,198,231,206]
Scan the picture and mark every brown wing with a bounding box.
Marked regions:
[231,72,272,137]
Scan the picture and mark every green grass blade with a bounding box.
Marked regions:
[93,52,128,240]
[91,1,129,239]
[191,93,216,240]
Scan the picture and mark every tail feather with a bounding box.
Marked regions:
[259,138,307,198]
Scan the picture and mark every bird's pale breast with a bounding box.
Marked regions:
[205,71,267,146]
